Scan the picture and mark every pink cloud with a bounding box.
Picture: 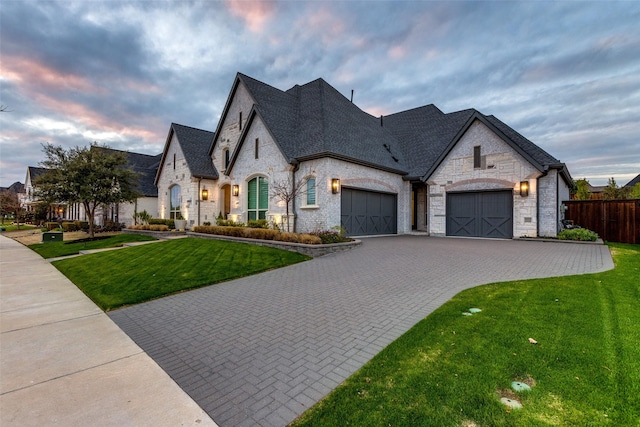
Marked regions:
[225,0,276,32]
[1,55,105,94]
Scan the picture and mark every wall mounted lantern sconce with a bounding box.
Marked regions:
[520,181,529,197]
[201,189,209,201]
[232,185,240,197]
[331,178,340,194]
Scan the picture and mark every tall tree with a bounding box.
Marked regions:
[35,143,139,238]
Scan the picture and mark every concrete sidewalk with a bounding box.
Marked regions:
[0,235,217,427]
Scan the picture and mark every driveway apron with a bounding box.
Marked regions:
[109,236,613,427]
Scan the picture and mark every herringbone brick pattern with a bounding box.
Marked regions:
[109,236,612,427]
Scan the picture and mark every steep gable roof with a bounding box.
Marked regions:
[93,147,162,197]
[0,181,24,194]
[156,123,217,184]
[624,173,640,188]
[227,74,405,174]
[26,166,48,185]
[220,73,570,182]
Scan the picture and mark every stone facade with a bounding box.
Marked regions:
[157,132,217,228]
[427,120,543,237]
[293,157,409,234]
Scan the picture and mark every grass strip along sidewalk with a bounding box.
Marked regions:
[291,243,640,427]
[29,233,157,259]
[52,238,310,310]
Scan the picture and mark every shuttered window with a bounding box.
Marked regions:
[248,176,268,220]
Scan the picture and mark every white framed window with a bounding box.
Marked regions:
[247,176,268,220]
[302,177,318,208]
[170,185,182,219]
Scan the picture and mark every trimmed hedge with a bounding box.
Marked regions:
[192,225,322,244]
[128,224,170,231]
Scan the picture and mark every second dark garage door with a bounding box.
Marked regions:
[446,191,513,238]
[341,188,397,236]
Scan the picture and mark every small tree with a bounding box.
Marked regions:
[602,177,630,200]
[269,169,311,232]
[0,190,22,227]
[573,178,592,200]
[35,143,139,238]
[631,183,640,199]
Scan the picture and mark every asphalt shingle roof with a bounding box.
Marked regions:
[232,73,567,180]
[95,148,162,197]
[624,173,640,188]
[171,123,217,180]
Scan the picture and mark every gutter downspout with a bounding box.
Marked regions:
[197,178,201,227]
[291,160,300,233]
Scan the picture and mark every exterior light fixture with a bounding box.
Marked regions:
[331,178,340,194]
[520,181,529,197]
[201,189,208,201]
[232,185,239,197]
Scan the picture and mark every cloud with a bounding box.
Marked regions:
[1,0,639,188]
[225,0,276,33]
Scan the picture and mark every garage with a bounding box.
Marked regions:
[341,188,397,236]
[446,191,513,238]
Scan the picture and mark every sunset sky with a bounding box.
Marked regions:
[1,0,639,188]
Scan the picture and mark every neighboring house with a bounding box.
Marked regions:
[26,149,161,226]
[156,73,572,238]
[155,123,217,228]
[624,174,640,189]
[24,166,57,219]
[91,148,162,227]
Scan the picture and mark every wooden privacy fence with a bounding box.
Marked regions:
[564,199,640,244]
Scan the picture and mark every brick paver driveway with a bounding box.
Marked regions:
[109,236,612,427]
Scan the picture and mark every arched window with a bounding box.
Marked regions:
[247,176,268,220]
[170,185,182,219]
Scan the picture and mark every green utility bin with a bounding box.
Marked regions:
[42,232,63,243]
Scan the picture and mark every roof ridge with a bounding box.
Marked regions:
[172,122,214,133]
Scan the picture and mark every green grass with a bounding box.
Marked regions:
[0,223,38,232]
[291,243,640,427]
[52,238,310,310]
[29,233,157,258]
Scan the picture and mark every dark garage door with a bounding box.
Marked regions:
[446,191,513,238]
[341,188,397,236]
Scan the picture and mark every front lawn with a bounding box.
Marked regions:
[52,238,310,310]
[291,243,640,427]
[0,224,38,232]
[29,233,157,258]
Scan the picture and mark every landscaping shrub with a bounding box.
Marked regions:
[102,220,124,232]
[61,221,78,232]
[297,234,322,244]
[128,224,169,231]
[148,218,175,229]
[192,225,323,244]
[203,221,211,226]
[274,232,299,243]
[74,220,89,231]
[216,218,244,227]
[558,228,599,241]
[247,219,269,229]
[45,222,60,231]
[311,228,353,244]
